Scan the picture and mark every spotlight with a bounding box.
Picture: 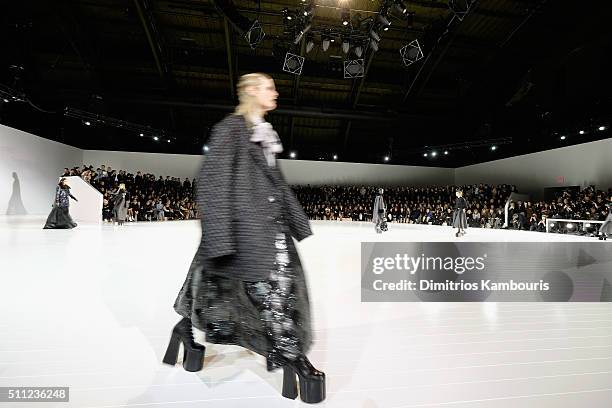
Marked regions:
[153,136,159,141]
[384,156,390,162]
[290,151,297,158]
[167,139,171,143]
[560,135,566,140]
[342,39,350,54]
[84,121,91,126]
[377,14,390,27]
[341,9,350,26]
[139,133,144,137]
[203,145,209,152]
[599,126,606,131]
[306,38,315,53]
[383,26,389,31]
[333,154,338,160]
[579,130,585,135]
[303,4,314,17]
[423,153,428,157]
[394,0,407,15]
[491,145,497,151]
[2,99,9,103]
[431,151,437,157]
[354,45,363,58]
[369,30,380,42]
[444,150,449,155]
[322,37,330,51]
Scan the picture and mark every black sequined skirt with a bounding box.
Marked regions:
[174,230,312,371]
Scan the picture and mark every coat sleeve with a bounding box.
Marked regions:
[276,169,312,242]
[198,122,237,258]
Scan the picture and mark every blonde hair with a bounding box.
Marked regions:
[119,183,126,190]
[234,72,273,122]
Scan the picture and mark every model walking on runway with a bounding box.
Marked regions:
[598,196,611,240]
[452,189,468,237]
[43,178,78,229]
[165,73,325,403]
[373,188,388,233]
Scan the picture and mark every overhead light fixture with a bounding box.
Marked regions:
[369,30,380,42]
[560,135,566,140]
[333,154,338,160]
[203,145,209,152]
[431,151,437,157]
[423,153,428,157]
[598,126,606,131]
[153,136,159,141]
[383,26,389,31]
[84,121,91,126]
[579,130,585,135]
[167,139,171,143]
[384,156,390,162]
[444,150,449,155]
[354,45,363,58]
[139,133,144,137]
[290,151,297,158]
[370,39,379,52]
[377,14,390,27]
[491,145,497,151]
[341,9,350,26]
[394,0,408,15]
[303,4,314,17]
[294,24,311,44]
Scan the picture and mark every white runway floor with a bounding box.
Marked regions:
[1,216,612,407]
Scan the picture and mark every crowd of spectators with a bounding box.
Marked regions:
[62,165,197,222]
[62,165,610,234]
[293,184,516,229]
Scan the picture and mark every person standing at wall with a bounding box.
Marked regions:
[43,178,78,229]
[165,73,325,404]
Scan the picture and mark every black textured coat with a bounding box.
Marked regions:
[197,114,312,282]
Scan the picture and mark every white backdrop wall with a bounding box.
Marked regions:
[455,138,612,199]
[0,124,82,215]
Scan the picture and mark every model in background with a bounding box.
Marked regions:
[165,73,325,403]
[598,197,612,240]
[111,183,129,226]
[453,189,468,237]
[43,178,78,229]
[373,188,387,233]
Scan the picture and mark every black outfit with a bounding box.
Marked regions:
[452,197,468,230]
[173,114,314,370]
[43,185,77,229]
[599,203,612,238]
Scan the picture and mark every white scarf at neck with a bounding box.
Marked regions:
[249,115,283,167]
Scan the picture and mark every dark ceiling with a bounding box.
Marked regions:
[1,0,610,166]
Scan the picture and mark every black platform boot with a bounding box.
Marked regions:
[162,317,205,372]
[281,355,326,404]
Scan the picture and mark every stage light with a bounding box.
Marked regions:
[342,39,350,53]
[333,154,338,160]
[491,145,497,151]
[444,150,449,155]
[383,26,389,31]
[294,24,311,44]
[167,139,171,143]
[84,121,91,126]
[290,151,297,158]
[2,99,8,103]
[322,37,330,51]
[303,4,314,17]
[203,145,209,152]
[153,136,159,141]
[394,0,407,15]
[384,156,390,162]
[377,14,390,27]
[341,9,350,26]
[431,151,437,157]
[354,45,363,57]
[306,38,315,53]
[370,38,379,52]
[423,153,428,157]
[370,30,380,42]
[139,133,144,137]
[599,126,606,131]
[560,135,566,140]
[579,130,585,135]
